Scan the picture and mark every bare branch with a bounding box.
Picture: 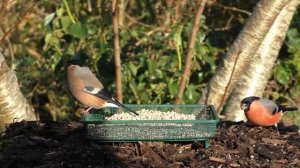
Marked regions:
[217,50,241,112]
[215,3,252,15]
[112,0,123,102]
[175,0,207,104]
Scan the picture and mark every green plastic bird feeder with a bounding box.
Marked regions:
[83,104,219,148]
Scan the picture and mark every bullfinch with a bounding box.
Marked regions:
[66,59,138,115]
[240,96,298,134]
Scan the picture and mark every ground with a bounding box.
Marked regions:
[0,121,299,168]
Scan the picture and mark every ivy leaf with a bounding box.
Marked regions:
[60,16,72,29]
[275,65,291,85]
[128,62,137,76]
[68,22,88,39]
[168,81,178,98]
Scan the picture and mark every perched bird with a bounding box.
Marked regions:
[240,96,298,134]
[66,59,138,115]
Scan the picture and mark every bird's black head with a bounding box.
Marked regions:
[240,96,260,112]
[65,59,86,67]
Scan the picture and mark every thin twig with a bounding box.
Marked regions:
[175,0,207,104]
[124,13,156,29]
[216,3,251,15]
[216,50,241,112]
[25,47,45,62]
[135,27,166,46]
[112,0,123,102]
[210,15,233,32]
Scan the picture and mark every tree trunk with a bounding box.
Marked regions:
[0,51,36,132]
[199,0,293,114]
[223,0,300,121]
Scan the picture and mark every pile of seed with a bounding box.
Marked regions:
[105,109,196,120]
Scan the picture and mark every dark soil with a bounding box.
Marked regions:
[0,121,299,168]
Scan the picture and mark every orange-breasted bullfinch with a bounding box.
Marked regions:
[240,96,298,134]
[66,60,138,115]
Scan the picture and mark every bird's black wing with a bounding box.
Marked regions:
[84,86,113,100]
[84,86,138,115]
[278,105,298,113]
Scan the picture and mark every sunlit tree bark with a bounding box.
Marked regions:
[0,51,36,132]
[199,0,293,114]
[223,0,300,121]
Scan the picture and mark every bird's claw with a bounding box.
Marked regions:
[80,107,92,115]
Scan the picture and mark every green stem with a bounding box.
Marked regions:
[54,45,63,55]
[62,0,76,24]
[176,45,182,70]
[175,25,183,70]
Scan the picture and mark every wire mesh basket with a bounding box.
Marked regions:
[83,104,219,148]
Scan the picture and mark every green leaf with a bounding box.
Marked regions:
[128,62,137,76]
[287,28,300,54]
[275,65,291,85]
[56,7,65,17]
[184,85,197,102]
[147,60,155,74]
[203,54,215,66]
[43,33,53,50]
[168,81,177,98]
[155,69,163,78]
[87,24,97,35]
[44,13,55,26]
[120,31,130,41]
[50,53,63,71]
[68,22,88,39]
[130,30,138,38]
[60,16,72,29]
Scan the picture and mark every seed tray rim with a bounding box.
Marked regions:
[83,104,219,123]
[84,119,218,124]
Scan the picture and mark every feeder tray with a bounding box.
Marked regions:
[83,104,219,148]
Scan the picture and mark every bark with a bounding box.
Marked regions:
[223,0,300,121]
[199,0,293,114]
[0,51,36,132]
[118,0,125,28]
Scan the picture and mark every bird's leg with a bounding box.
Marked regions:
[274,124,280,136]
[81,107,93,115]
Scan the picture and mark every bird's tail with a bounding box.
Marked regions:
[280,105,298,113]
[110,98,139,116]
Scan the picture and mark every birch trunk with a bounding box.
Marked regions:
[0,51,36,132]
[199,0,293,114]
[223,0,300,121]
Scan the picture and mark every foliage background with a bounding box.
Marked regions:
[1,0,299,124]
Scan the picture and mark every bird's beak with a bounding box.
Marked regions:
[240,104,247,111]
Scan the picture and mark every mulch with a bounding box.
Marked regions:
[0,120,299,168]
